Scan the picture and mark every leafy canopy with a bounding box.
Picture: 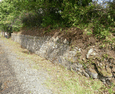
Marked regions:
[0,0,115,39]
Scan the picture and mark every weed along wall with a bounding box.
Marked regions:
[11,33,115,85]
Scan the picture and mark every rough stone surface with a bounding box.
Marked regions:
[82,70,90,78]
[11,33,115,85]
[85,69,98,79]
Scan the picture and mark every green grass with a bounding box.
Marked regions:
[45,65,103,94]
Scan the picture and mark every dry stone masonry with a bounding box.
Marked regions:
[11,33,115,85]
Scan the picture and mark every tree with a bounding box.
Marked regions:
[0,0,22,34]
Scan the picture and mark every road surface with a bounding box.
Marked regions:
[0,38,53,94]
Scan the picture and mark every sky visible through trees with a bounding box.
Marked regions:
[94,0,114,8]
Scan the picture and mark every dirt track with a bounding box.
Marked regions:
[0,38,53,94]
[0,44,24,94]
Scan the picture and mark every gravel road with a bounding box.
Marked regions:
[0,38,53,94]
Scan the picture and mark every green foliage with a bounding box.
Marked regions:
[0,0,22,32]
[22,12,43,27]
[0,0,115,39]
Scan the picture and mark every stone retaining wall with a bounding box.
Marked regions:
[11,33,115,85]
[11,33,80,68]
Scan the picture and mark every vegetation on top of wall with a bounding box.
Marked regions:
[0,0,115,39]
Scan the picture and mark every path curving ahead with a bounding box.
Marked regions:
[0,38,53,94]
